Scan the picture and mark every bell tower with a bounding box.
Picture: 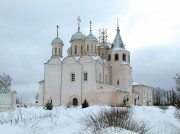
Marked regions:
[108,19,132,93]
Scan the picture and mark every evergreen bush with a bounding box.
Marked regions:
[82,99,89,108]
[44,100,53,110]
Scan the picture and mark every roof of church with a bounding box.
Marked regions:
[132,81,152,87]
[51,36,64,45]
[70,31,86,41]
[111,26,125,50]
[86,33,97,41]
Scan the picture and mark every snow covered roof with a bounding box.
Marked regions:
[132,81,152,87]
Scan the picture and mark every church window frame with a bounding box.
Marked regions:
[83,72,88,81]
[71,73,75,82]
[75,45,77,54]
[117,80,119,85]
[115,53,119,61]
[123,53,126,61]
[108,54,111,61]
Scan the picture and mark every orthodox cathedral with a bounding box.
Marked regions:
[38,17,153,106]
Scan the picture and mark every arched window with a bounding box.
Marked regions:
[117,80,119,85]
[108,54,111,61]
[81,45,83,54]
[55,48,57,55]
[115,54,119,61]
[123,54,126,61]
[59,48,61,55]
[75,45,77,54]
[91,44,93,52]
[87,44,89,52]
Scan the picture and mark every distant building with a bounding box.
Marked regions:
[132,82,153,106]
[38,18,153,106]
[0,91,16,112]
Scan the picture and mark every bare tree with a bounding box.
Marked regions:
[174,73,180,108]
[0,73,12,93]
[174,73,180,91]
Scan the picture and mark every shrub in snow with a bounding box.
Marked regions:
[82,99,89,108]
[159,106,168,113]
[44,100,53,110]
[80,107,149,134]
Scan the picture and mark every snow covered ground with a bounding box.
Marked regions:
[0,105,179,134]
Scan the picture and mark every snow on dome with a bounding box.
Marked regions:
[51,36,63,45]
[70,31,86,41]
[85,33,97,41]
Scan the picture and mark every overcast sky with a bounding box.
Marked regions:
[0,0,180,103]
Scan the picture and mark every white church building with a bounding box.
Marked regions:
[38,18,153,106]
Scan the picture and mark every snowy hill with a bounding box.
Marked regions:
[0,105,179,134]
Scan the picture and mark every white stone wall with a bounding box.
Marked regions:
[39,54,135,106]
[44,58,61,105]
[0,92,16,112]
[133,84,153,106]
[38,80,44,105]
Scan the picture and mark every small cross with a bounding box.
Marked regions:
[90,21,92,33]
[56,25,59,37]
[117,18,119,27]
[77,16,81,27]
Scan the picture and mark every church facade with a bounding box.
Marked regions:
[38,18,153,106]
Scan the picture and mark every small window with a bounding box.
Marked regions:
[59,48,61,55]
[75,45,77,54]
[115,54,119,61]
[55,48,57,55]
[71,73,75,81]
[108,54,111,61]
[105,75,107,84]
[81,45,83,54]
[84,72,88,81]
[87,44,89,52]
[117,80,119,85]
[123,54,126,61]
[91,44,93,52]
